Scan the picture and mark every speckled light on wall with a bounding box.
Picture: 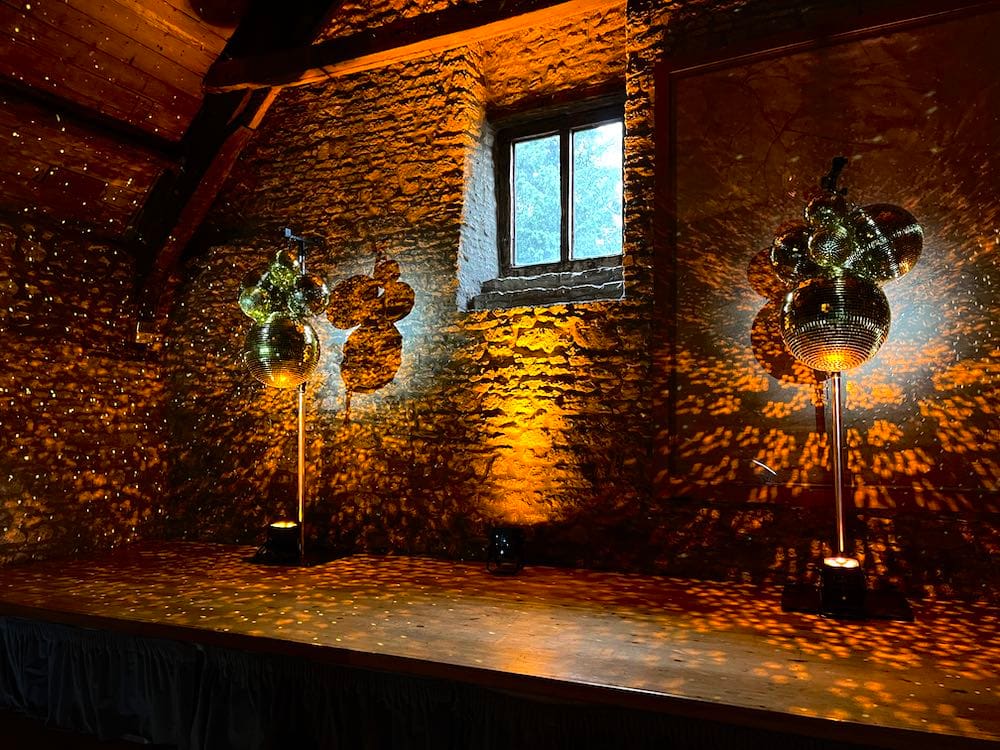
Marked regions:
[0,220,167,563]
[660,3,999,596]
[165,4,639,563]
[162,0,997,599]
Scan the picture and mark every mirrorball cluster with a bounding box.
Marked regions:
[770,163,922,372]
[238,245,329,389]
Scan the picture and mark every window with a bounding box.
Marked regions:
[459,96,626,311]
[496,100,624,277]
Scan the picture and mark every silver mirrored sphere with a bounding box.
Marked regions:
[266,260,298,290]
[846,203,923,283]
[273,246,300,270]
[780,273,891,372]
[288,274,330,317]
[238,284,278,323]
[804,192,848,228]
[243,313,320,389]
[771,223,821,286]
[808,223,854,268]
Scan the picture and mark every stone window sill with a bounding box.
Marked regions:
[468,266,624,311]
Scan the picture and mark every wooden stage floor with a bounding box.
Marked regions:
[0,542,997,748]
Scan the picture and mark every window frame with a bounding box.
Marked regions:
[495,97,625,278]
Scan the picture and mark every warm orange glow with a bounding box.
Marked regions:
[268,373,304,390]
[823,556,859,569]
[482,387,571,525]
[665,6,1000,576]
[270,520,298,529]
[811,352,854,372]
[474,317,598,525]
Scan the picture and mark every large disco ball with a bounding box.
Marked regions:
[780,273,891,372]
[243,313,320,389]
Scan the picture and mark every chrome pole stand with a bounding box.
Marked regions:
[830,371,846,555]
[820,371,866,617]
[297,381,306,563]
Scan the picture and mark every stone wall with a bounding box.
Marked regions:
[165,0,998,599]
[168,5,647,564]
[0,219,167,564]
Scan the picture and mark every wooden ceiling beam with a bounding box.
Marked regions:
[134,1,345,325]
[139,98,270,322]
[204,0,621,92]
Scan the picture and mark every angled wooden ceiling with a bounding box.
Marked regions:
[0,0,234,234]
[1,0,340,323]
[1,0,620,325]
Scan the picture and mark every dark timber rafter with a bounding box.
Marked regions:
[133,1,346,325]
[204,0,620,92]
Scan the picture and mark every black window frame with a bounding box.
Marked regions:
[495,97,625,277]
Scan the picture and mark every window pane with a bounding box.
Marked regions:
[571,121,623,260]
[513,134,561,266]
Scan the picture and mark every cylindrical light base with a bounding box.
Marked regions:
[820,555,866,618]
[264,520,302,564]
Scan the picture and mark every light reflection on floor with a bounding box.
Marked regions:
[0,542,996,743]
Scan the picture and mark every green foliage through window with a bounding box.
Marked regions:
[513,134,561,266]
[572,122,623,260]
